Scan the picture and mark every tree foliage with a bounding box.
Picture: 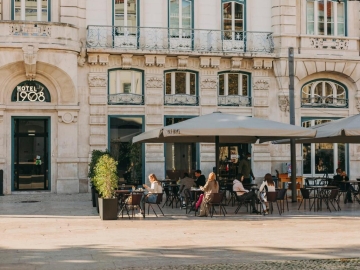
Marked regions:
[93,154,118,199]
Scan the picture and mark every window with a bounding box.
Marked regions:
[302,119,346,176]
[169,0,193,38]
[222,0,245,40]
[13,0,49,21]
[109,116,143,184]
[108,69,143,105]
[114,0,137,35]
[165,71,196,95]
[306,0,345,36]
[218,72,250,106]
[301,80,347,107]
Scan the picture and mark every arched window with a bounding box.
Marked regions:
[301,80,347,108]
[12,0,50,21]
[218,72,251,106]
[164,70,198,105]
[306,0,346,36]
[11,81,51,102]
[222,0,245,40]
[108,69,144,105]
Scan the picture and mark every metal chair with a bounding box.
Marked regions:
[266,191,281,215]
[298,188,315,211]
[208,192,227,218]
[276,188,289,213]
[147,193,164,217]
[120,193,144,219]
[183,188,197,215]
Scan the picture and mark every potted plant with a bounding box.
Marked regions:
[93,154,119,220]
[88,149,110,209]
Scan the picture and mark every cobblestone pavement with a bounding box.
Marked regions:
[1,193,360,270]
[122,258,360,270]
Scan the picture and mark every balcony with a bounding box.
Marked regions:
[301,97,348,108]
[108,93,144,105]
[164,94,198,106]
[218,95,252,107]
[0,21,79,51]
[87,26,274,55]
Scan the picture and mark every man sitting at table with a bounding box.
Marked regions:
[179,173,195,206]
[233,173,260,214]
[333,168,354,203]
[194,170,206,187]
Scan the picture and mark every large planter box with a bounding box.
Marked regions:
[95,192,99,213]
[91,186,96,207]
[98,197,118,220]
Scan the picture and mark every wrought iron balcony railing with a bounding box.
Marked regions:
[108,93,144,105]
[164,94,198,106]
[218,95,252,107]
[301,97,348,108]
[87,26,274,54]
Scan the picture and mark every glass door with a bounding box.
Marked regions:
[13,118,49,190]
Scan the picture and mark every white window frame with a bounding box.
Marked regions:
[306,0,345,36]
[302,119,346,177]
[109,70,142,95]
[165,71,196,95]
[218,73,249,96]
[114,0,137,27]
[169,0,192,29]
[302,80,346,106]
[13,0,49,21]
[222,1,245,40]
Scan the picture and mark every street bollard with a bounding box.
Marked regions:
[0,170,3,196]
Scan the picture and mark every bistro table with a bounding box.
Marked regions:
[306,185,338,211]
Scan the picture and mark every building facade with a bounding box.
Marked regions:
[0,0,359,194]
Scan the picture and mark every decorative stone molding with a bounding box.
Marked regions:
[156,55,166,67]
[231,57,242,70]
[10,23,51,37]
[146,77,163,88]
[77,38,86,67]
[87,54,109,65]
[211,57,221,69]
[121,54,133,69]
[58,111,78,124]
[98,54,109,65]
[310,37,349,50]
[177,56,188,70]
[22,44,39,80]
[278,92,289,113]
[263,59,273,69]
[253,79,270,90]
[88,54,98,65]
[88,74,107,87]
[200,78,217,89]
[200,57,210,68]
[253,59,263,69]
[355,92,360,112]
[144,55,155,66]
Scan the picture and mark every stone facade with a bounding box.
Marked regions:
[0,0,360,194]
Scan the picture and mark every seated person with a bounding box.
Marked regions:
[233,173,260,214]
[179,173,195,205]
[194,169,206,187]
[137,173,163,216]
[258,173,276,215]
[333,168,354,203]
[198,172,219,217]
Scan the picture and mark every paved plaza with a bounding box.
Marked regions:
[0,193,360,270]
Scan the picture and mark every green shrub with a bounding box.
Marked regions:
[93,154,118,199]
[88,149,110,187]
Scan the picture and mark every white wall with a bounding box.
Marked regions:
[248,0,272,32]
[86,0,110,26]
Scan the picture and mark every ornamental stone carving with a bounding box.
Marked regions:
[231,57,242,70]
[200,57,210,68]
[253,79,270,90]
[58,112,78,124]
[177,56,188,70]
[355,92,360,112]
[278,92,289,113]
[122,54,133,69]
[201,78,217,89]
[156,55,166,67]
[211,57,221,69]
[253,59,263,69]
[77,38,86,67]
[310,37,349,50]
[88,75,107,87]
[146,77,163,88]
[22,44,39,80]
[87,54,109,65]
[145,55,155,66]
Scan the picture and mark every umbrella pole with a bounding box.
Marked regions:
[215,136,219,180]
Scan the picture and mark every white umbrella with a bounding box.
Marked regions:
[133,112,316,177]
[272,114,360,144]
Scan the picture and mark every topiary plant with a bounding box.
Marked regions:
[88,149,110,188]
[93,154,118,199]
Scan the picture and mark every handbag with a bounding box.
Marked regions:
[195,194,204,209]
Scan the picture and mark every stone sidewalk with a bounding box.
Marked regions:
[0,193,360,270]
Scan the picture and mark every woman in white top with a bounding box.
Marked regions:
[259,173,276,215]
[138,174,163,215]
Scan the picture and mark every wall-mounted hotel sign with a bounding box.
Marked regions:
[11,81,51,102]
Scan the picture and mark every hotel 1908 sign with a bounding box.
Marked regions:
[11,81,51,102]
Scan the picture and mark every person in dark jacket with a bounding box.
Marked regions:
[194,169,206,187]
[333,168,354,203]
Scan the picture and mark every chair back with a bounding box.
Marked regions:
[276,188,287,200]
[128,193,142,205]
[210,192,224,204]
[328,189,339,199]
[184,188,193,203]
[155,193,163,204]
[266,191,277,202]
[300,188,310,199]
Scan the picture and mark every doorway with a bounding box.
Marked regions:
[13,118,50,190]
